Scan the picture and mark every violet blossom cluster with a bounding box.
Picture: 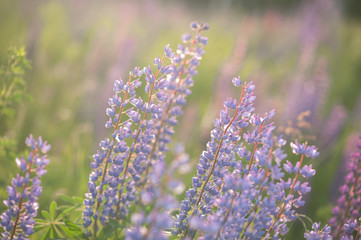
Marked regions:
[329,135,361,239]
[304,222,332,240]
[174,76,320,239]
[82,22,209,238]
[0,135,50,240]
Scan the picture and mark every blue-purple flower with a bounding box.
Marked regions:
[173,74,320,239]
[0,135,50,240]
[82,21,209,238]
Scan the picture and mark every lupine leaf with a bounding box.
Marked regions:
[41,210,52,221]
[98,219,125,239]
[63,220,88,238]
[53,225,62,238]
[40,227,51,240]
[56,204,82,221]
[49,201,57,220]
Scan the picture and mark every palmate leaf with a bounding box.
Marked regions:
[34,199,88,239]
[41,210,52,221]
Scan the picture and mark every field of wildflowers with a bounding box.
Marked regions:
[1,0,361,239]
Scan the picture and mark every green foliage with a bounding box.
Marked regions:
[0,46,30,117]
[34,196,87,240]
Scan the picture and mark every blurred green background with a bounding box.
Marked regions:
[1,0,361,238]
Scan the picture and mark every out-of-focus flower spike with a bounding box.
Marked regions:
[329,134,361,238]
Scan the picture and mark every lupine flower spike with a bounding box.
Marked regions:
[82,21,208,238]
[329,135,361,239]
[0,135,50,240]
[174,75,320,239]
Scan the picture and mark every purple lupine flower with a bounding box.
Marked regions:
[174,79,258,237]
[138,21,209,189]
[174,73,321,239]
[329,135,361,238]
[113,21,208,224]
[208,137,318,239]
[124,23,210,238]
[82,22,208,238]
[174,79,290,238]
[262,141,318,237]
[82,66,146,235]
[304,222,332,240]
[0,135,50,240]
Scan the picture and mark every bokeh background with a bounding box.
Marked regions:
[1,0,361,238]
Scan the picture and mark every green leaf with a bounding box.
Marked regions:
[52,225,63,238]
[59,225,81,239]
[34,225,47,232]
[41,210,52,220]
[35,219,49,225]
[49,225,55,238]
[56,204,81,221]
[72,196,84,203]
[58,220,88,239]
[50,201,57,220]
[34,219,50,232]
[64,220,83,231]
[65,220,85,235]
[40,227,52,240]
[97,219,125,239]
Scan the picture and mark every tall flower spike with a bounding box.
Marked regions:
[0,135,50,240]
[139,21,208,192]
[174,74,320,239]
[192,127,279,239]
[82,72,144,237]
[329,135,361,238]
[82,22,208,238]
[175,79,260,237]
[113,21,208,222]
